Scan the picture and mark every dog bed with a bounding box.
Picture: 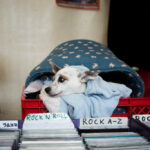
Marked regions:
[25,39,144,98]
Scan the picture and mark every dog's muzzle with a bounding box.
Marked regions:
[45,87,51,94]
[44,87,62,97]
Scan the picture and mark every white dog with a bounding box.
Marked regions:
[40,61,99,113]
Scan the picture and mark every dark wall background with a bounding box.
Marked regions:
[108,0,150,70]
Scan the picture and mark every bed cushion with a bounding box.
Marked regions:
[25,39,144,97]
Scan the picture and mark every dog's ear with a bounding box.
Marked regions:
[49,61,61,74]
[79,70,100,83]
[24,80,43,94]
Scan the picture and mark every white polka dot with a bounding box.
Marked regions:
[63,48,67,51]
[48,58,52,62]
[83,43,88,46]
[121,64,127,67]
[128,73,133,77]
[78,41,82,44]
[76,55,81,58]
[96,52,101,55]
[109,63,115,68]
[58,54,63,57]
[104,57,109,59]
[88,47,93,49]
[62,56,68,59]
[92,63,98,69]
[88,41,93,44]
[74,46,79,49]
[69,44,74,46]
[136,73,140,77]
[85,52,90,55]
[69,51,75,54]
[100,49,104,51]
[91,56,96,58]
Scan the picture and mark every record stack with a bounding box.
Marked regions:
[19,129,86,150]
[0,129,20,150]
[81,131,150,150]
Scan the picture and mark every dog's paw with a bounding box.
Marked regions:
[40,86,60,112]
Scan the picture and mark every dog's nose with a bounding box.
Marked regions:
[45,87,51,94]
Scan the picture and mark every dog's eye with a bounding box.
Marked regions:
[58,77,66,83]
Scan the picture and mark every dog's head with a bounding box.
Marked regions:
[43,61,99,97]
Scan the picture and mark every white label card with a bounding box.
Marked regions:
[133,114,150,122]
[23,113,75,130]
[0,120,18,129]
[80,117,128,129]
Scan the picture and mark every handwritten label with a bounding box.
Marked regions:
[0,120,18,129]
[23,113,75,130]
[80,117,128,129]
[133,114,150,122]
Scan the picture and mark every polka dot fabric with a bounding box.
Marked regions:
[25,39,144,97]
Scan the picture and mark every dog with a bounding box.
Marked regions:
[40,61,99,113]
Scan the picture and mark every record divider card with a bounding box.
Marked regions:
[23,112,75,130]
[79,117,128,130]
